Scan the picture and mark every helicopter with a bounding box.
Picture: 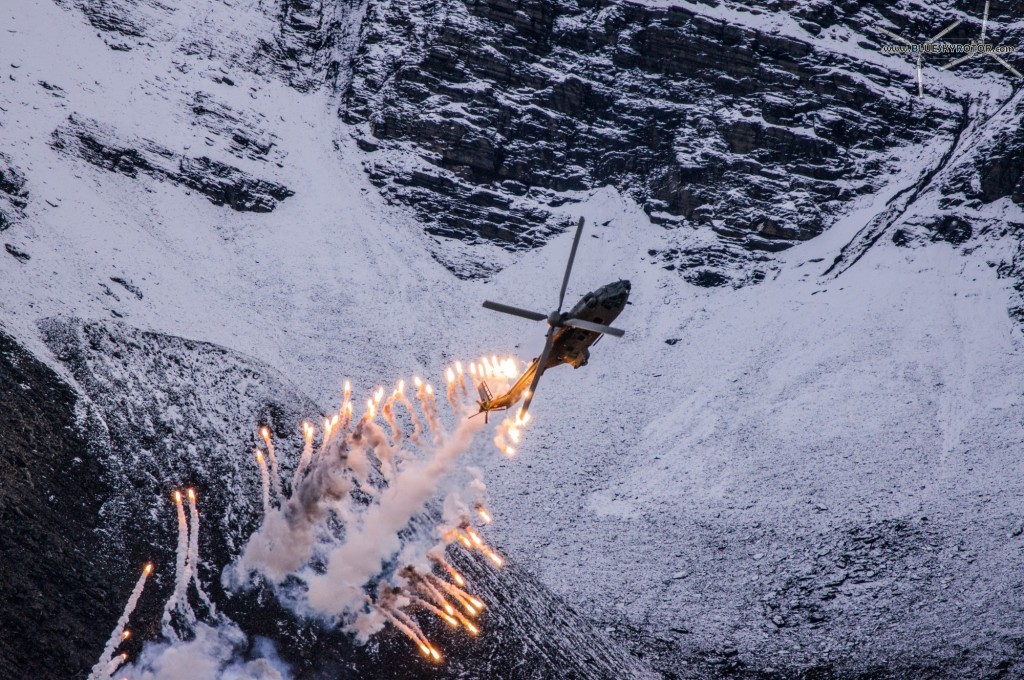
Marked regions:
[477,217,630,422]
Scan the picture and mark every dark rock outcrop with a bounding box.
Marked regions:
[0,327,114,678]
[4,243,31,262]
[0,153,29,232]
[190,92,284,164]
[343,0,959,282]
[50,116,294,212]
[59,0,359,92]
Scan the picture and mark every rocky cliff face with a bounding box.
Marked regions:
[51,116,296,213]
[340,0,1000,282]
[0,328,114,679]
[41,0,1024,294]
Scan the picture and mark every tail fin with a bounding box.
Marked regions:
[477,380,493,403]
[476,381,493,424]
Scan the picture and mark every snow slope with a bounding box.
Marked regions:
[2,0,1024,676]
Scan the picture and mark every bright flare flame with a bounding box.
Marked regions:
[173,490,182,505]
[476,507,493,524]
[259,425,270,441]
[465,527,484,547]
[187,488,195,502]
[485,549,504,567]
[446,368,455,383]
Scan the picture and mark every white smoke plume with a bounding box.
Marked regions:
[100,357,521,675]
[303,415,484,616]
[117,624,292,680]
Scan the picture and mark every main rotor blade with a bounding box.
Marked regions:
[482,300,547,322]
[873,26,912,46]
[557,217,585,312]
[519,327,555,419]
[929,19,960,43]
[562,318,626,338]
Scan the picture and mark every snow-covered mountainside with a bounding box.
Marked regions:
[1,0,1024,677]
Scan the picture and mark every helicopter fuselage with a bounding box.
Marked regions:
[479,279,631,413]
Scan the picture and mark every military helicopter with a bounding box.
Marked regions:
[477,217,630,422]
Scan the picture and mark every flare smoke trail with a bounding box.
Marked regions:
[87,563,151,680]
[305,415,484,616]
[382,393,403,446]
[103,653,127,678]
[260,427,283,500]
[162,491,195,636]
[395,385,424,445]
[255,450,271,516]
[294,422,314,484]
[362,420,397,481]
[415,380,443,442]
[186,489,216,615]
